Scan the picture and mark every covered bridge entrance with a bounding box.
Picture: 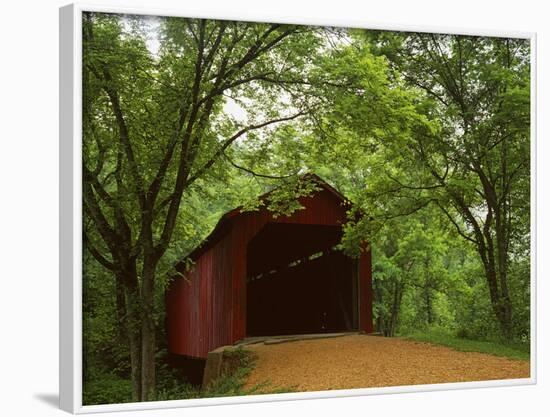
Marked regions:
[166,175,373,359]
[246,222,357,336]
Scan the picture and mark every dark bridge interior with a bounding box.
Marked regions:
[246,223,358,336]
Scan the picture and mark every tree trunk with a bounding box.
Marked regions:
[117,256,159,402]
[116,260,142,402]
[496,209,513,339]
[127,309,142,402]
[495,289,513,340]
[386,280,404,337]
[425,288,433,325]
[140,257,158,401]
[115,278,126,336]
[480,254,513,340]
[424,259,434,326]
[114,254,159,402]
[374,282,384,333]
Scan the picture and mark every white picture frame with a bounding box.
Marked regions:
[59,2,537,413]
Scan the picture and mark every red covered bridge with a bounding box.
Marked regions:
[166,175,373,359]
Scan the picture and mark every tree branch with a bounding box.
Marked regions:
[186,111,306,187]
[435,201,477,244]
[222,150,299,179]
[84,230,116,271]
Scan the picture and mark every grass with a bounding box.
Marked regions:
[86,347,293,405]
[203,347,297,397]
[402,329,530,361]
[89,331,530,405]
[202,348,263,397]
[155,347,260,400]
[157,346,295,401]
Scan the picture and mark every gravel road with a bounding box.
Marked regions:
[244,334,529,392]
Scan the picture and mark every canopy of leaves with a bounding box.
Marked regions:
[82,12,531,404]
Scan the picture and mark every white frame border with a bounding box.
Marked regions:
[59,2,537,414]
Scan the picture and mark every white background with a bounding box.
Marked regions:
[0,0,547,415]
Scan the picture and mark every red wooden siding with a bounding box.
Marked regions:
[166,232,235,358]
[166,181,374,359]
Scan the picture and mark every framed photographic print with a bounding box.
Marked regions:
[59,2,536,413]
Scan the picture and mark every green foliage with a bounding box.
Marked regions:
[403,329,530,361]
[153,348,290,401]
[202,348,297,397]
[83,371,133,405]
[370,210,453,336]
[83,348,260,404]
[508,258,531,342]
[81,11,530,403]
[296,32,531,340]
[83,253,131,381]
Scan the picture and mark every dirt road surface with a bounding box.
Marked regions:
[244,334,529,392]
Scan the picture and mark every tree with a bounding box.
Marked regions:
[302,32,530,339]
[82,16,531,403]
[367,33,530,339]
[371,211,450,336]
[82,13,324,400]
